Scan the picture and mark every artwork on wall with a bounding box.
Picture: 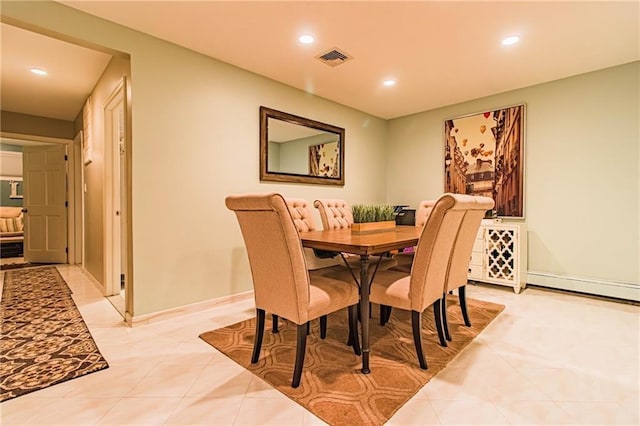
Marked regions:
[309,141,340,178]
[444,104,525,218]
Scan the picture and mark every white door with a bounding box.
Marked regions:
[23,144,68,263]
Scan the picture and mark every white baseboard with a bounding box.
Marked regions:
[127,290,255,326]
[77,265,106,295]
[527,271,639,302]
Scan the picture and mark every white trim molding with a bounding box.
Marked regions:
[127,290,255,327]
[527,271,639,302]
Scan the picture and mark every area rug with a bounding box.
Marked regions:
[0,262,48,271]
[200,295,504,425]
[0,267,109,402]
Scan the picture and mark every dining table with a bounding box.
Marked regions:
[300,225,422,374]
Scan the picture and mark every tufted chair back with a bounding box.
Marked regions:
[285,198,342,270]
[313,199,354,230]
[415,199,437,228]
[285,198,319,232]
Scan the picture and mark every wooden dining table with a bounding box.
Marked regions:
[300,225,422,374]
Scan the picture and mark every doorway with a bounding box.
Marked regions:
[0,136,74,270]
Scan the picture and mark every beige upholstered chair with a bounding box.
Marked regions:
[394,199,438,269]
[225,193,360,388]
[367,193,481,369]
[313,199,354,230]
[313,198,397,272]
[385,196,494,339]
[284,198,344,338]
[415,199,437,228]
[285,198,343,271]
[440,195,494,340]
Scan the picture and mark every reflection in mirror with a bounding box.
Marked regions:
[260,106,345,186]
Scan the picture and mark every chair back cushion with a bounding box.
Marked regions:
[415,200,436,228]
[285,198,319,232]
[446,196,494,292]
[285,198,342,270]
[313,199,353,230]
[226,193,310,323]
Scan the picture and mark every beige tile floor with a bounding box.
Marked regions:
[1,264,638,425]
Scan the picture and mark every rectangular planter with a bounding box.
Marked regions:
[351,221,396,234]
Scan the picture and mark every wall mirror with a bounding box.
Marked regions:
[260,106,345,185]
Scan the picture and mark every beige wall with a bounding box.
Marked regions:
[2,1,388,316]
[387,62,639,296]
[0,111,74,139]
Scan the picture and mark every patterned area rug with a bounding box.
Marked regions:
[0,267,109,402]
[0,262,47,272]
[200,295,504,425]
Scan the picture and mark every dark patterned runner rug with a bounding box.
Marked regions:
[200,295,504,426]
[0,267,109,402]
[0,262,48,272]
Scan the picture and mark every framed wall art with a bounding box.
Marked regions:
[308,141,340,178]
[444,104,525,218]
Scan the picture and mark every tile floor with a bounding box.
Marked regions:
[1,264,638,425]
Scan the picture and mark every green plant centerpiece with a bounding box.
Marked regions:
[351,204,396,233]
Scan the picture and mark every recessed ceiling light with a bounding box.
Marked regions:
[298,34,315,44]
[383,79,396,87]
[502,35,520,46]
[30,67,48,76]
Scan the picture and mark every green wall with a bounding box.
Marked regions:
[0,144,23,207]
[387,62,639,298]
[3,1,637,316]
[1,0,389,316]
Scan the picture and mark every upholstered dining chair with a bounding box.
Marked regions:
[225,193,361,388]
[283,197,344,338]
[313,198,354,230]
[394,199,438,269]
[440,195,494,341]
[366,193,479,369]
[285,198,343,272]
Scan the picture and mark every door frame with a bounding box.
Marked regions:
[1,132,75,263]
[103,77,128,298]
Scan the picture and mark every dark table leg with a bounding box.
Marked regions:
[359,254,371,374]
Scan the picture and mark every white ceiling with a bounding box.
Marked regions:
[0,23,112,121]
[2,1,638,121]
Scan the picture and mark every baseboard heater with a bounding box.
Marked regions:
[527,271,639,302]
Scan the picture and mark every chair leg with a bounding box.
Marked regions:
[272,314,279,333]
[251,309,266,364]
[459,285,471,327]
[348,304,361,355]
[320,315,327,339]
[433,299,447,347]
[442,292,452,341]
[380,304,392,325]
[411,311,428,369]
[292,323,308,388]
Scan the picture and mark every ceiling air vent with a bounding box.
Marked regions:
[316,47,353,67]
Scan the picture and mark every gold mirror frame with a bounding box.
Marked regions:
[260,106,345,186]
